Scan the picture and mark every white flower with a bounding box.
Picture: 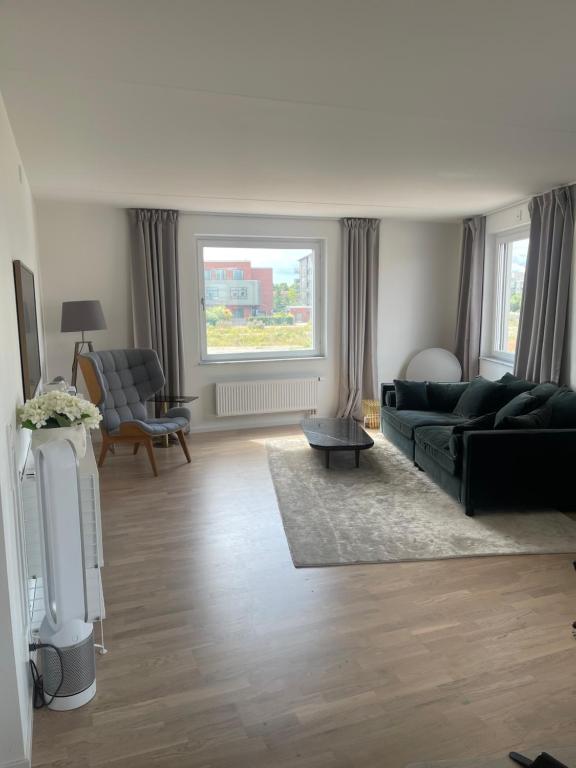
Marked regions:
[18,392,102,431]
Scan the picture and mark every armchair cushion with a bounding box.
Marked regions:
[123,416,189,436]
[166,406,191,422]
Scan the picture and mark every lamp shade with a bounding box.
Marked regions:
[61,300,107,333]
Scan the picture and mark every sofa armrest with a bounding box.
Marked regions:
[381,382,395,406]
[385,390,397,407]
[461,429,576,514]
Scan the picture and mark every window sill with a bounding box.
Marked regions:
[480,355,514,369]
[198,356,327,365]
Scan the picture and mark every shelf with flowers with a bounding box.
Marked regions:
[18,391,102,458]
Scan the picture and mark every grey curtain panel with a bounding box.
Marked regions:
[514,186,574,384]
[454,216,486,380]
[337,218,380,420]
[129,208,184,396]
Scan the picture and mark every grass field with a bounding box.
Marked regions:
[207,323,312,351]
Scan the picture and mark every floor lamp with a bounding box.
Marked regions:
[61,300,107,388]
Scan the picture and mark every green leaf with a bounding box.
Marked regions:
[54,413,72,427]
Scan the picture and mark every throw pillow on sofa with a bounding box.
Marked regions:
[453,377,505,418]
[394,380,429,411]
[452,411,497,434]
[448,412,496,459]
[497,405,552,430]
[494,391,541,428]
[529,382,559,400]
[497,372,536,396]
[427,381,469,412]
[547,388,576,427]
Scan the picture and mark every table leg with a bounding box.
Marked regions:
[162,402,169,448]
[325,451,330,469]
[355,449,360,468]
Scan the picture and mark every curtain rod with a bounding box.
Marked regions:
[483,180,576,218]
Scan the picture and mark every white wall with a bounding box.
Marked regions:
[377,219,461,382]
[35,200,132,385]
[0,93,44,768]
[35,202,463,428]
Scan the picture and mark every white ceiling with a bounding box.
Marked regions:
[1,0,575,220]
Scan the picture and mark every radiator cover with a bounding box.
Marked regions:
[216,378,319,417]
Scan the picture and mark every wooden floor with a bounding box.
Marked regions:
[32,427,576,768]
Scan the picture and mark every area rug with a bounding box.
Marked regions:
[266,434,576,567]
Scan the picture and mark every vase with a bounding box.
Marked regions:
[31,424,87,459]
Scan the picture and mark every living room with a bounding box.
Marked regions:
[1,2,576,768]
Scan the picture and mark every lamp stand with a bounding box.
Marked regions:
[71,340,94,389]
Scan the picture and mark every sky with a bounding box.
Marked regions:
[204,247,312,284]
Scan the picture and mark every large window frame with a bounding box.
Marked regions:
[486,227,529,364]
[196,236,325,363]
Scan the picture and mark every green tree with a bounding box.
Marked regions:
[205,306,232,326]
[509,292,522,313]
[273,281,300,312]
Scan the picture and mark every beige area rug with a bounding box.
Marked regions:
[266,434,576,567]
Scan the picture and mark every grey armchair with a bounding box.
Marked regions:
[78,349,191,476]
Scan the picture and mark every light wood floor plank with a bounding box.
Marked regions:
[32,427,576,768]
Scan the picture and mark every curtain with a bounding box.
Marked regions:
[454,216,486,380]
[514,186,574,384]
[129,208,184,395]
[337,218,380,419]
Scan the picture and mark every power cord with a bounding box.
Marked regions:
[28,642,64,709]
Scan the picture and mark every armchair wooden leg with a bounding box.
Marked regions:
[176,430,191,463]
[144,438,159,477]
[133,443,140,455]
[98,438,109,468]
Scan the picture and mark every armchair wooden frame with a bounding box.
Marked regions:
[78,355,191,477]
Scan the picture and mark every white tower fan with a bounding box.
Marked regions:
[35,439,96,710]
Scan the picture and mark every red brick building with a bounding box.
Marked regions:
[204,261,273,319]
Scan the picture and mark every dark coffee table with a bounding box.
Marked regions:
[301,417,374,469]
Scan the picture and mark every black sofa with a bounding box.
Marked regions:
[380,375,576,516]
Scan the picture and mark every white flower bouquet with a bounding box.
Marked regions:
[18,391,102,431]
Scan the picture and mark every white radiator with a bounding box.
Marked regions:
[216,378,319,417]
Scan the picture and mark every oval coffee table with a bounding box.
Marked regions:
[301,417,374,469]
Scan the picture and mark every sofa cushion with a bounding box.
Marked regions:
[427,382,469,412]
[547,388,576,427]
[497,372,536,396]
[494,392,541,427]
[497,405,552,430]
[530,382,559,400]
[453,376,506,417]
[394,379,429,410]
[452,411,496,434]
[414,426,459,475]
[381,406,467,439]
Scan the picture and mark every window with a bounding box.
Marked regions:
[490,231,529,360]
[197,237,324,361]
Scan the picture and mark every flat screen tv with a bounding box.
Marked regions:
[13,260,41,400]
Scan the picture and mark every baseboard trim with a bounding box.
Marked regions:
[188,415,304,434]
[1,757,31,768]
